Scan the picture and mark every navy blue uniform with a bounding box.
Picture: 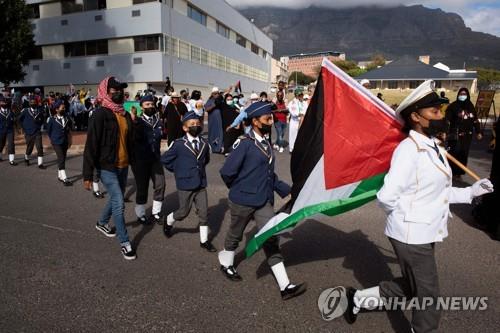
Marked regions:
[47,116,72,170]
[161,135,210,191]
[161,134,211,226]
[0,107,16,156]
[131,114,165,206]
[220,130,291,268]
[19,107,45,158]
[220,131,290,207]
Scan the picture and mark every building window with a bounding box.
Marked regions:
[64,40,108,57]
[133,0,158,3]
[188,5,206,26]
[29,46,43,60]
[251,43,259,55]
[191,45,201,63]
[262,50,267,59]
[200,49,208,65]
[388,81,398,89]
[28,4,40,19]
[236,34,246,47]
[61,0,106,14]
[86,39,108,55]
[217,23,230,39]
[434,80,442,89]
[134,35,160,52]
[409,80,423,89]
[179,41,190,60]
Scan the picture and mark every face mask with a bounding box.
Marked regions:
[111,91,124,104]
[226,100,233,106]
[188,125,202,137]
[421,118,450,138]
[143,107,156,116]
[458,95,467,102]
[259,123,272,135]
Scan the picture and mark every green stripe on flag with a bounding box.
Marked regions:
[244,173,386,258]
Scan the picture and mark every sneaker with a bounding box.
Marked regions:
[9,161,17,166]
[273,144,279,150]
[121,243,136,260]
[95,222,116,238]
[93,191,105,199]
[279,147,284,153]
[38,164,46,169]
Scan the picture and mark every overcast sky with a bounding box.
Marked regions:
[226,0,500,37]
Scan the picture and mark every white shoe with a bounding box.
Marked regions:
[279,147,284,153]
[273,144,279,150]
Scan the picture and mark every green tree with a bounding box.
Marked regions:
[333,60,366,77]
[288,71,316,85]
[472,67,500,88]
[365,54,386,71]
[0,0,36,86]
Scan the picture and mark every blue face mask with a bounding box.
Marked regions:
[458,95,467,102]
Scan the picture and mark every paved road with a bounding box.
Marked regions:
[0,134,498,332]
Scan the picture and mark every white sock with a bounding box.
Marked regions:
[218,249,235,267]
[354,286,384,310]
[9,154,14,162]
[135,204,145,218]
[92,182,100,192]
[152,200,162,216]
[38,156,43,165]
[60,169,67,180]
[271,262,291,291]
[25,154,29,160]
[199,226,208,243]
[166,212,175,226]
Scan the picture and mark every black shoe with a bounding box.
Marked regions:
[137,216,152,225]
[220,265,242,281]
[121,243,137,260]
[281,283,307,300]
[163,223,173,237]
[93,191,105,199]
[152,214,162,224]
[200,241,217,252]
[95,222,116,238]
[9,161,17,166]
[38,164,46,169]
[24,159,30,166]
[344,287,358,324]
[61,178,72,186]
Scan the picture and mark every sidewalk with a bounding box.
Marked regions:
[13,131,87,155]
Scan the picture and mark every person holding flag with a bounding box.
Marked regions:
[345,80,494,332]
[218,101,307,301]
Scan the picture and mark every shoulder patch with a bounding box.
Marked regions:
[232,139,242,150]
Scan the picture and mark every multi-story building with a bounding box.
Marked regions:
[284,51,346,79]
[17,0,273,96]
[270,57,288,86]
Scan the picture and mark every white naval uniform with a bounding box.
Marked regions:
[287,98,307,152]
[377,130,472,245]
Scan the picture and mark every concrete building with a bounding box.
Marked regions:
[356,56,478,93]
[18,0,273,97]
[270,57,288,86]
[284,51,345,78]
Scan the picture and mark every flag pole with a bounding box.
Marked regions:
[446,152,481,181]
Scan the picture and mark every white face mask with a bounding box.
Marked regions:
[458,95,467,102]
[226,100,233,106]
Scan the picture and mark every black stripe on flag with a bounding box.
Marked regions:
[288,70,325,209]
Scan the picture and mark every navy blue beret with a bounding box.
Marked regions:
[53,99,64,109]
[140,94,154,105]
[245,101,273,119]
[182,111,199,123]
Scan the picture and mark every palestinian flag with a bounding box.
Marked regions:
[245,58,405,257]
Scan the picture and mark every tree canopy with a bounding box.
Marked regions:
[0,0,36,86]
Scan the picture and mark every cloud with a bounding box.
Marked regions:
[226,0,500,36]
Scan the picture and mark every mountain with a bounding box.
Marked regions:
[238,5,500,69]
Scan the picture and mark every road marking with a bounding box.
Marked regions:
[0,215,87,236]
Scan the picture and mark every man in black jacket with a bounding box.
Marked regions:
[83,77,136,260]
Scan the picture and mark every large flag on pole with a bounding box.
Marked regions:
[245,58,405,257]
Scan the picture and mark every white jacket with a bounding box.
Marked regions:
[377,130,472,244]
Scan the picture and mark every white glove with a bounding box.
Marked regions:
[471,178,494,198]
